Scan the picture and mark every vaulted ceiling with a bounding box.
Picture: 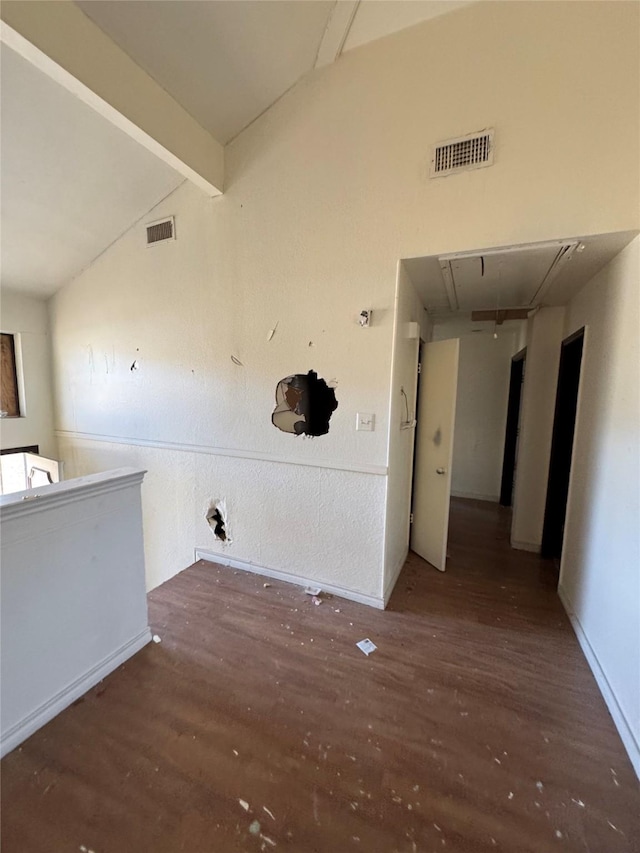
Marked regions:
[1,0,473,297]
[0,44,184,298]
[76,0,473,143]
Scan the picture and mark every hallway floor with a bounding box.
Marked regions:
[2,499,638,852]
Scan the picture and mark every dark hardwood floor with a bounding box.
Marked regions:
[2,498,638,852]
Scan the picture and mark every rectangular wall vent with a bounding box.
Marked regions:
[430,129,494,177]
[146,216,175,245]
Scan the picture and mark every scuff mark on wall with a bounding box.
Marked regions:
[231,355,244,366]
[272,371,338,437]
[207,499,230,543]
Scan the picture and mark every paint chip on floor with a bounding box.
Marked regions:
[152,634,161,644]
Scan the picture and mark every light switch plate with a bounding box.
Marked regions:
[356,413,375,431]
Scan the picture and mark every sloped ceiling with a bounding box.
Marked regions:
[1,1,474,298]
[76,0,474,144]
[343,0,472,53]
[0,45,184,298]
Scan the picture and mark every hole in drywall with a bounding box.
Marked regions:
[206,502,228,541]
[272,370,338,437]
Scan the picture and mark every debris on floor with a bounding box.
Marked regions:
[311,596,322,606]
[304,586,322,596]
[249,819,261,835]
[356,638,377,656]
[152,634,162,644]
[239,799,250,812]
[263,583,271,589]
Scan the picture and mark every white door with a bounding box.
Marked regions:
[410,338,459,571]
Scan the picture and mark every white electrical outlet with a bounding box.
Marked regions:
[356,413,375,431]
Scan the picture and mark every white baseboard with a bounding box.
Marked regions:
[195,548,385,610]
[451,491,500,503]
[0,628,152,758]
[558,584,639,780]
[383,549,408,606]
[511,539,541,553]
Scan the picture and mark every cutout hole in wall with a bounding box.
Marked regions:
[206,501,228,542]
[272,370,338,437]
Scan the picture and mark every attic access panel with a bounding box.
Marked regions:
[440,242,578,311]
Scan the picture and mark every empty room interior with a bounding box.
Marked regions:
[0,1,638,851]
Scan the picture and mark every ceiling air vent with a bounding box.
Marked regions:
[146,216,175,246]
[430,129,494,177]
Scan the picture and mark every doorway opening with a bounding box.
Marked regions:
[499,348,526,507]
[401,232,632,578]
[541,328,585,560]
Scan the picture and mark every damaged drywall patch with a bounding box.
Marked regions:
[207,500,230,543]
[272,370,338,437]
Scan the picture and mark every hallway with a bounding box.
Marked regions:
[1,499,637,852]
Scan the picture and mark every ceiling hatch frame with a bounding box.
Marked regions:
[438,239,580,312]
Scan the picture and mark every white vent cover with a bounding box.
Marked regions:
[430,129,494,177]
[146,216,175,245]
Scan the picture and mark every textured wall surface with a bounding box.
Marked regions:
[50,2,640,597]
[559,238,640,774]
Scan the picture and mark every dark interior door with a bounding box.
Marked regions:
[500,351,525,506]
[541,329,585,559]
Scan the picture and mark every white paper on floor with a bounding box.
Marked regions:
[356,638,377,656]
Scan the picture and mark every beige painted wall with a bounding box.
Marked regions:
[451,332,519,502]
[0,290,57,458]
[50,2,639,597]
[559,238,640,776]
[511,307,566,550]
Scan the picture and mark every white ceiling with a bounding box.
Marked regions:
[0,45,184,298]
[403,231,639,316]
[76,0,336,144]
[75,0,473,144]
[0,0,474,300]
[343,0,472,52]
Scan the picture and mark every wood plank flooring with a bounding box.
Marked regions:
[2,498,638,852]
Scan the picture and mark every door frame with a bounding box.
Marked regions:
[499,347,526,506]
[541,327,585,559]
